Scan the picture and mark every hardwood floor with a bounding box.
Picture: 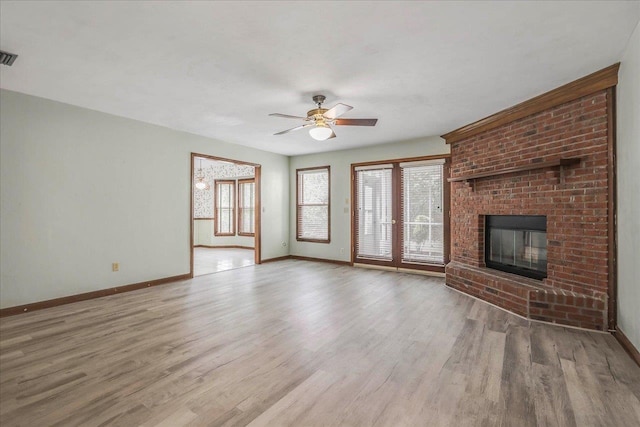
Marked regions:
[1,260,639,426]
[193,247,254,276]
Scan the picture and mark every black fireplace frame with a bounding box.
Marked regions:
[484,215,547,280]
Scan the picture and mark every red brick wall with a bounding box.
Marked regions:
[446,90,611,330]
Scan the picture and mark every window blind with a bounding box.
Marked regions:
[297,167,330,242]
[398,158,446,168]
[214,180,235,236]
[400,163,444,264]
[355,166,393,260]
[238,179,255,236]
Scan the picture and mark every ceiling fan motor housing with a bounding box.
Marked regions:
[307,108,328,119]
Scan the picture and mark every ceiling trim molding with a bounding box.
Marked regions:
[441,63,620,144]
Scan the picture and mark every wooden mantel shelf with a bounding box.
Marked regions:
[448,157,581,183]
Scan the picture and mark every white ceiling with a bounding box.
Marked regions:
[1,1,638,156]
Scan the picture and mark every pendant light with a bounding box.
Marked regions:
[195,159,209,190]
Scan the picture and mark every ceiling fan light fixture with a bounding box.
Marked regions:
[309,124,333,141]
[195,180,208,190]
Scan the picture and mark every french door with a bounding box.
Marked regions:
[352,157,449,272]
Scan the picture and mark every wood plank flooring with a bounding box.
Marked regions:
[1,260,639,426]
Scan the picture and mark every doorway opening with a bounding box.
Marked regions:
[190,153,261,277]
[351,155,450,273]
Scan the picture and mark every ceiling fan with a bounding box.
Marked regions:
[269,95,378,141]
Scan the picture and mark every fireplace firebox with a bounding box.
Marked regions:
[485,215,547,280]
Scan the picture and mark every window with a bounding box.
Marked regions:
[237,179,255,236]
[297,166,330,243]
[355,165,393,260]
[353,157,449,271]
[400,160,445,265]
[214,180,235,236]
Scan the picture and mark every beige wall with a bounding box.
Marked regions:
[616,19,640,350]
[0,90,289,308]
[288,137,449,262]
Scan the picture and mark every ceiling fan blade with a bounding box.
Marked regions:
[333,118,378,126]
[269,113,309,120]
[327,129,336,139]
[274,123,314,135]
[323,103,353,119]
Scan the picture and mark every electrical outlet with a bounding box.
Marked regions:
[112,262,119,272]
[340,248,345,254]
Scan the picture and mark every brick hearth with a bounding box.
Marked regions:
[444,75,616,331]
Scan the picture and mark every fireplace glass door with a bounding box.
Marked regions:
[485,215,547,279]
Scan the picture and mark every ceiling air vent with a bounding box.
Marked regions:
[0,50,18,66]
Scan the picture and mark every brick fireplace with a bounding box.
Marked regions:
[442,64,618,331]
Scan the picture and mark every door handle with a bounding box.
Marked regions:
[391,219,396,224]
